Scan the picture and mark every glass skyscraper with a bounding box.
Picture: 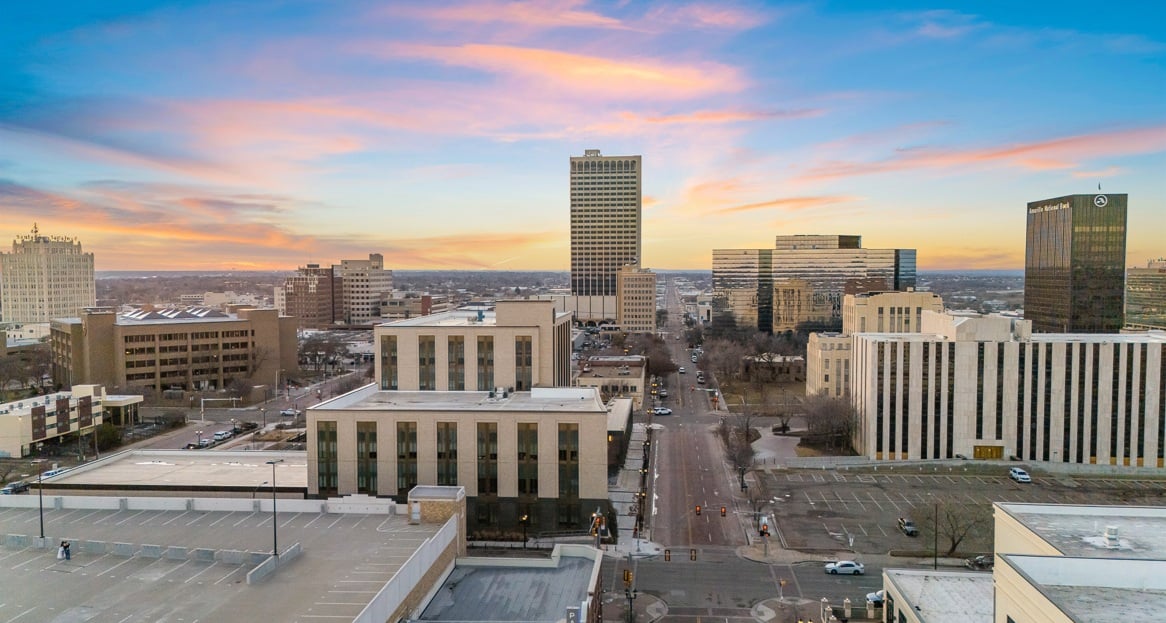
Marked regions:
[1024,194,1127,333]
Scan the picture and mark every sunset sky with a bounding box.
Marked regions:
[1,1,1163,271]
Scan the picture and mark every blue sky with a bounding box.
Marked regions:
[1,1,1162,270]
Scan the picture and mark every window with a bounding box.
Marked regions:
[316,421,338,495]
[437,422,458,486]
[357,422,377,494]
[558,423,579,527]
[517,423,538,496]
[397,422,417,494]
[477,423,498,495]
[477,336,495,390]
[418,336,436,390]
[515,336,533,391]
[448,336,465,390]
[380,335,398,390]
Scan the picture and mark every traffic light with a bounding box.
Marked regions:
[623,569,632,585]
[695,505,701,515]
[760,524,770,537]
[720,506,727,517]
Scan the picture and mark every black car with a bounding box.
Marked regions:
[1,481,31,495]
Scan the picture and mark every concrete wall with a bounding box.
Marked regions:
[355,515,459,623]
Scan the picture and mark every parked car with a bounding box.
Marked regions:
[898,517,919,536]
[1009,467,1032,483]
[1,481,30,495]
[678,367,686,374]
[966,554,994,570]
[198,438,211,448]
[652,407,673,416]
[658,389,668,398]
[866,590,885,605]
[280,408,299,417]
[213,430,232,442]
[824,560,865,575]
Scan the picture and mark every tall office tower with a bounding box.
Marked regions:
[712,235,915,333]
[334,254,393,325]
[1024,194,1127,333]
[1127,258,1166,330]
[569,150,642,296]
[275,263,340,329]
[0,225,95,324]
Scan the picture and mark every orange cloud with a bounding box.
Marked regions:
[798,124,1166,181]
[378,43,745,100]
[716,195,863,215]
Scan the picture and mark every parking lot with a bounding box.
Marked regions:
[755,467,1166,555]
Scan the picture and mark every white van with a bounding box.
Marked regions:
[213,431,232,442]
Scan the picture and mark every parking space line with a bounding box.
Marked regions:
[161,511,190,526]
[184,561,221,583]
[70,509,102,524]
[214,565,245,585]
[95,556,138,577]
[114,510,147,526]
[185,513,206,527]
[851,492,867,511]
[281,513,301,529]
[207,512,237,528]
[232,512,258,527]
[326,515,345,529]
[137,511,166,526]
[865,492,884,511]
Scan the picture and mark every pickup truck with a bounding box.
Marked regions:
[898,517,919,536]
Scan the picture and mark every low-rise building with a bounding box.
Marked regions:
[376,300,572,392]
[573,355,648,408]
[307,385,610,537]
[0,384,141,458]
[50,307,298,397]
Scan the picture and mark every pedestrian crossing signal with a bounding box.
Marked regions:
[720,506,727,517]
[695,505,701,515]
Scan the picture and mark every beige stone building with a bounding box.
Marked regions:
[806,290,945,398]
[336,253,393,325]
[0,226,95,324]
[376,300,572,392]
[307,385,610,536]
[616,266,657,334]
[50,307,298,396]
[573,355,648,408]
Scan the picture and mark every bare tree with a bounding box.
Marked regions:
[801,392,857,453]
[703,338,745,384]
[721,402,756,488]
[931,502,992,556]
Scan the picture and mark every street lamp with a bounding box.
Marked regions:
[260,408,267,431]
[37,469,44,539]
[252,480,268,499]
[624,587,638,623]
[195,430,203,447]
[520,513,529,549]
[267,459,284,557]
[230,418,238,434]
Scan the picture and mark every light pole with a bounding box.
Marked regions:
[934,500,939,570]
[520,513,529,549]
[37,469,44,539]
[267,459,284,557]
[230,418,237,434]
[195,430,203,447]
[252,480,268,499]
[260,408,266,431]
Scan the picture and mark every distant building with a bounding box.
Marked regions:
[713,235,916,333]
[336,254,393,325]
[615,266,657,334]
[565,149,642,324]
[1024,193,1127,333]
[850,310,1166,464]
[50,307,298,396]
[381,293,453,321]
[276,264,340,329]
[0,225,95,324]
[807,291,945,398]
[375,300,572,392]
[1127,258,1166,331]
[307,385,610,535]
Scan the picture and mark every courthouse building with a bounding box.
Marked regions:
[851,311,1166,464]
[307,386,610,536]
[0,226,95,324]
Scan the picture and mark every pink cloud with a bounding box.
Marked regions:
[389,0,627,30]
[716,195,863,215]
[642,4,768,30]
[1072,166,1124,178]
[378,43,745,100]
[797,125,1166,182]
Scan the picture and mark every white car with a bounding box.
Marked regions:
[280,408,299,417]
[652,407,673,416]
[824,560,865,575]
[1009,467,1032,483]
[866,590,885,605]
[678,367,686,374]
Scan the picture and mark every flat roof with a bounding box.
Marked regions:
[0,498,439,622]
[420,553,597,622]
[45,449,307,490]
[1003,555,1166,623]
[998,503,1166,559]
[315,385,608,414]
[884,569,994,623]
[606,398,632,431]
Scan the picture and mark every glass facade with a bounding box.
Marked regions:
[1126,260,1166,330]
[713,236,916,333]
[1024,194,1127,333]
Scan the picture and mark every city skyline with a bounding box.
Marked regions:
[1,1,1163,271]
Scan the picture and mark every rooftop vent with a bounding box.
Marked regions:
[1105,525,1120,542]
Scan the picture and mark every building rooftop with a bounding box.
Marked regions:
[999,503,1166,559]
[586,355,646,366]
[884,569,994,623]
[1002,555,1166,623]
[419,547,601,622]
[44,449,307,491]
[606,398,632,431]
[316,385,608,414]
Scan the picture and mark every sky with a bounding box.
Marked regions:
[0,1,1163,272]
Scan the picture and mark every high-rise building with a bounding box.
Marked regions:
[1127,259,1166,331]
[335,254,393,325]
[713,235,916,333]
[616,265,657,334]
[1024,193,1127,333]
[0,225,95,324]
[569,150,642,297]
[275,264,340,329]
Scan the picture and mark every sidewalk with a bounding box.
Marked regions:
[606,421,664,559]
